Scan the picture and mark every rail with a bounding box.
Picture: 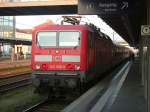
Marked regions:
[0,73,31,93]
[62,61,132,112]
[23,99,49,112]
[23,97,76,112]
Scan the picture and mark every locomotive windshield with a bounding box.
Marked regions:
[37,31,80,47]
[59,31,80,47]
[37,31,57,47]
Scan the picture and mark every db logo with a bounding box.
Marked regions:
[54,56,61,61]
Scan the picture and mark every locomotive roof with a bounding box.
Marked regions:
[33,24,129,49]
[33,24,93,31]
[34,24,111,38]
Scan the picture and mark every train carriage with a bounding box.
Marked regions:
[31,17,132,94]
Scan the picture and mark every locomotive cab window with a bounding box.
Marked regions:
[59,31,80,47]
[37,31,57,47]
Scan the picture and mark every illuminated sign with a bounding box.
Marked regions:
[78,0,140,15]
[141,25,150,36]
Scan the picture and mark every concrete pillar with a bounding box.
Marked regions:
[140,37,144,86]
[146,0,150,111]
[147,44,150,112]
[11,45,15,62]
[144,46,148,101]
[13,16,16,39]
[2,43,4,57]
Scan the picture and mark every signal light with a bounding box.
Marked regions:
[42,64,47,70]
[66,64,74,70]
[55,50,59,54]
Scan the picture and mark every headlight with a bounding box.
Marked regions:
[35,64,40,69]
[75,64,80,70]
[55,50,59,54]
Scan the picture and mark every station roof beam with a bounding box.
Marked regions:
[0,0,78,15]
[0,0,147,46]
[0,37,31,45]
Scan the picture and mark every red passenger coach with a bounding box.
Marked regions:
[31,17,131,93]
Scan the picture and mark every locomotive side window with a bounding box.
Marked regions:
[37,31,57,47]
[88,32,93,48]
[59,31,80,47]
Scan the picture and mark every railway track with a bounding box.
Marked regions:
[22,61,131,112]
[23,96,75,112]
[0,73,31,93]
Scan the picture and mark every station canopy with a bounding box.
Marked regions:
[0,0,147,46]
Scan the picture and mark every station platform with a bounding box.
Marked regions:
[0,59,30,69]
[0,59,31,78]
[104,58,145,112]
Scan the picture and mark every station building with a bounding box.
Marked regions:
[0,16,15,57]
[0,16,31,59]
[15,28,32,59]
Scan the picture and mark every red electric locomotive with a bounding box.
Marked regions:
[31,16,131,93]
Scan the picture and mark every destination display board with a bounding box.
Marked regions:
[78,0,141,15]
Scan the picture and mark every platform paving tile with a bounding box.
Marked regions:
[109,60,145,112]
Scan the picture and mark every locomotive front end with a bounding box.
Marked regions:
[31,27,85,91]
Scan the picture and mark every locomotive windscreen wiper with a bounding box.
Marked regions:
[73,44,78,49]
[74,37,80,49]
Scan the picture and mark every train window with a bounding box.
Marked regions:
[59,31,80,47]
[37,31,57,47]
[88,32,93,48]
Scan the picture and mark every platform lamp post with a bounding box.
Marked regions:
[141,0,150,111]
